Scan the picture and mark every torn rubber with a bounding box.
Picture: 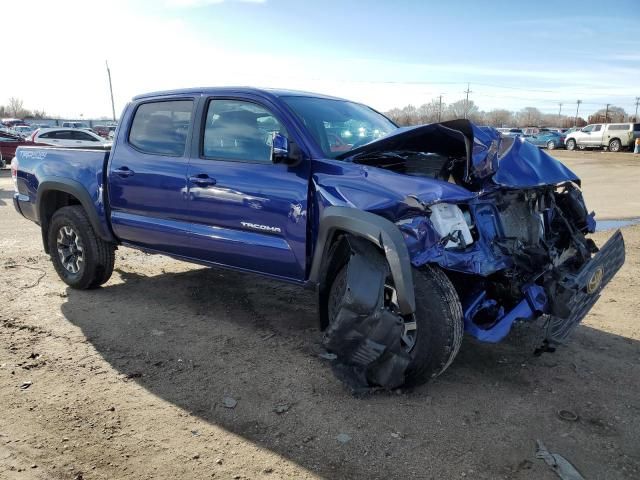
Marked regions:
[323,237,411,391]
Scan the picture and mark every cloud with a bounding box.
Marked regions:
[165,0,265,7]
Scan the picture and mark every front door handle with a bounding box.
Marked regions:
[189,174,216,186]
[113,166,135,177]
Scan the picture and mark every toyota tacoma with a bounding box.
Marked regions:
[11,87,625,390]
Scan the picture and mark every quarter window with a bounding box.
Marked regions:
[129,100,193,156]
[202,99,286,163]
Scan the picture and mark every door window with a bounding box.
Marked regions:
[581,126,593,133]
[202,99,286,163]
[593,125,602,132]
[73,131,100,141]
[128,100,193,156]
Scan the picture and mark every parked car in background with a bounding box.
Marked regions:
[565,123,639,152]
[0,131,42,168]
[12,125,36,138]
[31,128,111,149]
[61,121,90,129]
[523,130,566,150]
[500,128,523,137]
[93,125,117,139]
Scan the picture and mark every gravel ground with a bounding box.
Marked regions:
[0,150,639,479]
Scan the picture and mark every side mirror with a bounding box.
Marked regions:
[271,132,301,166]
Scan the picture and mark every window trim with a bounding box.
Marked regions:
[199,97,287,165]
[127,97,195,158]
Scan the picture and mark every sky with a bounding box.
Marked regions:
[1,0,639,119]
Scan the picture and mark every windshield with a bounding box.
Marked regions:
[281,96,396,158]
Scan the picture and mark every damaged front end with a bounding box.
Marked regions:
[339,120,625,350]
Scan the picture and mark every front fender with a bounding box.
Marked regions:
[308,205,415,315]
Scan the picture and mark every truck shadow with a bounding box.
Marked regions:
[60,263,640,479]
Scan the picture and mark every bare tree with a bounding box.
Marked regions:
[485,109,513,127]
[517,107,542,127]
[446,99,479,121]
[7,97,25,117]
[589,105,626,123]
[416,99,444,124]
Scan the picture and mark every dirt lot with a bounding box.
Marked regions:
[1,150,639,479]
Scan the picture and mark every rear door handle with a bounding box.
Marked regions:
[113,166,135,177]
[189,174,216,186]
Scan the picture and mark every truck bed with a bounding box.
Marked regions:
[13,146,112,240]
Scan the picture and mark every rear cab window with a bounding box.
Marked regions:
[128,100,194,156]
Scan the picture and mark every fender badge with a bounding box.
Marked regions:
[586,267,604,294]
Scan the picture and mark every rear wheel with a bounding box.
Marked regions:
[547,140,556,150]
[47,206,115,289]
[566,139,576,151]
[608,138,621,152]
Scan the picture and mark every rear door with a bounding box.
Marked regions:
[107,98,195,255]
[184,96,310,281]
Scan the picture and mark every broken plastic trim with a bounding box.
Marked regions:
[323,237,411,391]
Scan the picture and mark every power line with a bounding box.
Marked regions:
[464,83,472,119]
[105,60,116,122]
[575,100,582,127]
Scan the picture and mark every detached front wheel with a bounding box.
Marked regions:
[48,206,115,289]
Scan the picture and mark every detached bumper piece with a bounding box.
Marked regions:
[547,229,625,343]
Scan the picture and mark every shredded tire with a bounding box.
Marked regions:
[47,206,115,290]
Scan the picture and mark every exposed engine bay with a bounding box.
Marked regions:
[339,121,625,349]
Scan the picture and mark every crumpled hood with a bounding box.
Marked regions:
[338,119,580,189]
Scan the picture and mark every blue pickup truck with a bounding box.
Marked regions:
[11,87,625,390]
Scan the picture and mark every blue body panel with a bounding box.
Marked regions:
[12,86,596,344]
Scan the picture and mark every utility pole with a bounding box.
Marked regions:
[604,103,610,123]
[634,97,639,122]
[463,83,472,119]
[106,60,116,122]
[558,103,563,124]
[437,95,443,122]
[575,100,582,127]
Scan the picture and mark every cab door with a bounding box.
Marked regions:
[589,124,604,146]
[107,98,194,255]
[185,96,310,281]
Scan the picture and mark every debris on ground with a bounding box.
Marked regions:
[318,352,337,361]
[273,403,290,414]
[20,380,32,390]
[535,440,585,480]
[222,397,238,409]
[336,433,352,444]
[557,409,579,422]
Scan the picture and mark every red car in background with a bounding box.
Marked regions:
[0,130,43,168]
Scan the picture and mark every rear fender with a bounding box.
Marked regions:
[37,179,114,253]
